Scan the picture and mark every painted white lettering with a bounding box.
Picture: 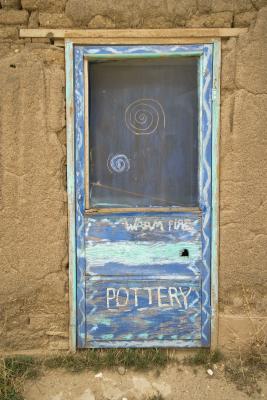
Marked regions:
[124,221,136,231]
[157,287,169,307]
[106,288,116,308]
[178,287,192,309]
[168,219,193,232]
[168,287,182,307]
[136,220,143,231]
[154,221,164,231]
[116,287,129,307]
[106,286,194,310]
[168,220,174,231]
[132,288,139,307]
[143,221,152,231]
[125,218,195,233]
[144,287,153,305]
[124,218,165,232]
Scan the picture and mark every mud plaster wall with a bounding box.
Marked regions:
[0,0,266,353]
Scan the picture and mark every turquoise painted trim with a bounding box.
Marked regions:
[85,241,201,266]
[89,274,200,281]
[84,51,203,60]
[211,39,221,349]
[65,39,77,352]
[86,340,203,348]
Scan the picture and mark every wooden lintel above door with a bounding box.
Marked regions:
[20,28,247,40]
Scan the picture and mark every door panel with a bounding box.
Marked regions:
[85,213,201,276]
[85,277,201,343]
[73,44,214,348]
[85,212,202,343]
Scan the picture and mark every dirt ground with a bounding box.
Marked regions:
[23,365,266,400]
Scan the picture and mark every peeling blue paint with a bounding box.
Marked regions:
[86,241,201,266]
[73,44,215,348]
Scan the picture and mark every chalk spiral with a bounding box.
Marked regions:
[107,153,130,174]
[125,98,165,135]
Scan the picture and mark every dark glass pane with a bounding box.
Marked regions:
[89,57,198,208]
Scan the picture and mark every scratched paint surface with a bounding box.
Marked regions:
[85,213,201,276]
[85,214,202,342]
[85,213,201,242]
[85,277,201,342]
[74,44,213,347]
[86,241,201,266]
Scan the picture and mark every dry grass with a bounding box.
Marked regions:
[224,341,267,396]
[222,283,267,396]
[0,346,266,400]
[182,344,266,396]
[0,349,170,400]
[183,348,223,367]
[44,348,169,372]
[146,394,165,400]
[0,356,40,400]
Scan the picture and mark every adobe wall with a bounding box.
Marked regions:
[0,0,266,353]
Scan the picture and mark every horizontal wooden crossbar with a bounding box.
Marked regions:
[20,28,247,39]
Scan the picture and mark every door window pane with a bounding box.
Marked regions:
[89,57,198,208]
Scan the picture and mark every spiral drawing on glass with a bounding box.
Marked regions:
[107,153,130,174]
[125,98,165,135]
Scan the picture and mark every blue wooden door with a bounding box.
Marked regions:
[73,45,214,348]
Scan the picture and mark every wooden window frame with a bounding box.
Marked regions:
[84,54,201,214]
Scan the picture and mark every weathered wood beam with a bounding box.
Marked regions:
[20,28,248,39]
[55,38,217,46]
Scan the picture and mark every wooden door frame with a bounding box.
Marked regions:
[65,38,220,352]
